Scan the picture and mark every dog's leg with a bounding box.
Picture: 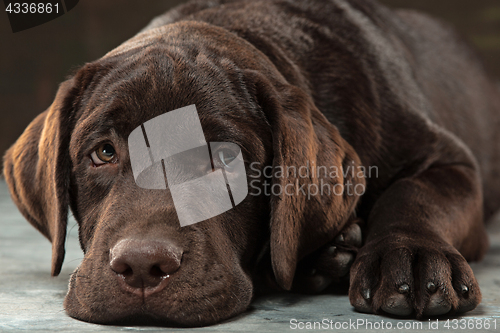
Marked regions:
[253,218,363,294]
[349,161,488,317]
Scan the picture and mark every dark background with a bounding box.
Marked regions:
[1,0,499,161]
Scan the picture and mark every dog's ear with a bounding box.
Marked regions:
[3,65,98,276]
[249,71,365,290]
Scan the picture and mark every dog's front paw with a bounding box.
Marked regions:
[349,236,481,318]
[293,218,363,293]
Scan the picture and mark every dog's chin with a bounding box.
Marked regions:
[63,268,254,327]
[64,308,234,328]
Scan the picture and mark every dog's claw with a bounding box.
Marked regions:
[362,288,371,300]
[426,282,437,293]
[460,285,469,295]
[335,234,345,243]
[340,221,363,247]
[327,246,337,256]
[398,283,410,294]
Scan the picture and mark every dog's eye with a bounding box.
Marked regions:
[217,148,237,170]
[91,143,116,165]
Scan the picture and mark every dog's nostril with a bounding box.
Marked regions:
[150,265,168,278]
[122,267,133,278]
[109,259,132,275]
[109,239,182,291]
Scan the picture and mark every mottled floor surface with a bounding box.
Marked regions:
[1,179,499,332]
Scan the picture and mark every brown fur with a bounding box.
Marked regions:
[4,0,500,326]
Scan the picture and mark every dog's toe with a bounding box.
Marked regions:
[293,218,363,293]
[349,236,481,318]
[381,293,412,316]
[352,289,373,313]
[423,291,452,316]
[335,222,362,247]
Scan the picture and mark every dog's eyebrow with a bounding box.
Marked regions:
[72,122,118,160]
[74,121,249,163]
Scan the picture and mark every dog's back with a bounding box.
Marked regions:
[142,0,500,216]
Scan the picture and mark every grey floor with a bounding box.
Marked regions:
[1,179,500,332]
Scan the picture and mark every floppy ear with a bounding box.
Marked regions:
[249,72,365,290]
[3,78,80,276]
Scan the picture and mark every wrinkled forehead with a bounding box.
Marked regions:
[69,44,268,161]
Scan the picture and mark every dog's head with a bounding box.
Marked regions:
[3,21,364,326]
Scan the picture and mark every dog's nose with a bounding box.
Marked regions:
[110,239,182,291]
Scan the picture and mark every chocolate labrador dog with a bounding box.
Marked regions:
[4,0,500,327]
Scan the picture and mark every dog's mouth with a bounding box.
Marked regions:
[64,247,254,327]
[113,272,172,299]
[95,308,219,328]
[101,310,184,327]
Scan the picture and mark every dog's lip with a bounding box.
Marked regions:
[115,273,172,299]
